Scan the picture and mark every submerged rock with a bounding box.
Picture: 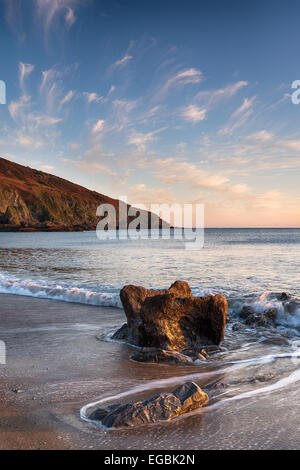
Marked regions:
[89,381,209,428]
[232,322,243,331]
[131,348,194,365]
[239,305,277,327]
[285,300,300,314]
[113,281,228,350]
[277,292,291,301]
[260,336,290,346]
[239,305,255,319]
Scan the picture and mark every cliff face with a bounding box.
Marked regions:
[0,157,164,232]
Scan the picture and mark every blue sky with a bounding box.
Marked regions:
[0,0,300,227]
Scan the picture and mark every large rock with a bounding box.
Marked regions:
[120,281,192,327]
[112,281,227,350]
[88,381,208,428]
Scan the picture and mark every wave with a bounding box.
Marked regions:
[231,290,300,330]
[0,272,299,331]
[0,272,122,309]
[0,272,229,309]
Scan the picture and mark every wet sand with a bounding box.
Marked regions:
[0,293,299,450]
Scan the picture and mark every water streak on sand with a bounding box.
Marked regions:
[80,352,300,426]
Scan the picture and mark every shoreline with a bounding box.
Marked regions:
[0,293,299,450]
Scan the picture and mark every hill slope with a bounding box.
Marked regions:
[0,158,164,232]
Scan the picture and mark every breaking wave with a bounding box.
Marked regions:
[0,272,122,308]
[0,272,299,330]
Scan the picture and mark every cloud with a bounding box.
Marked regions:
[65,7,76,28]
[244,130,300,154]
[182,105,207,123]
[108,85,116,96]
[112,54,133,69]
[83,92,103,104]
[91,119,105,134]
[8,94,31,122]
[41,165,55,171]
[59,90,74,108]
[112,99,137,112]
[40,66,63,94]
[64,158,117,176]
[27,114,62,128]
[158,68,203,99]
[112,99,137,128]
[83,145,114,161]
[128,127,167,151]
[19,62,34,92]
[231,97,255,119]
[127,183,176,207]
[153,157,230,191]
[34,0,80,36]
[245,130,274,142]
[11,130,45,149]
[278,139,300,152]
[195,81,248,106]
[39,64,77,112]
[218,96,256,136]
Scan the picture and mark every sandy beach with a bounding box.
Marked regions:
[0,293,128,450]
[0,292,299,450]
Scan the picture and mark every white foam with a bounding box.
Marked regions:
[239,291,300,330]
[80,351,300,423]
[80,352,300,428]
[0,272,122,308]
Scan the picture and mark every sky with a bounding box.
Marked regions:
[0,0,300,227]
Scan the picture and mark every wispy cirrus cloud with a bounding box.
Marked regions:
[157,68,203,100]
[8,94,31,122]
[65,6,76,28]
[218,96,256,136]
[112,99,137,127]
[196,81,248,106]
[34,0,80,35]
[153,157,231,191]
[231,96,255,119]
[39,64,77,112]
[182,104,207,123]
[91,119,106,135]
[245,130,274,142]
[59,90,74,108]
[112,54,133,69]
[128,127,167,151]
[19,62,35,92]
[83,92,103,104]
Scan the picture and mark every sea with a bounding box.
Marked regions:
[0,228,299,332]
[0,228,300,449]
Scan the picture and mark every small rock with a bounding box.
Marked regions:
[232,322,243,331]
[200,349,209,359]
[277,292,290,301]
[195,353,207,361]
[249,374,275,383]
[131,348,194,365]
[206,382,228,392]
[285,300,300,314]
[239,305,255,319]
[89,381,208,428]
